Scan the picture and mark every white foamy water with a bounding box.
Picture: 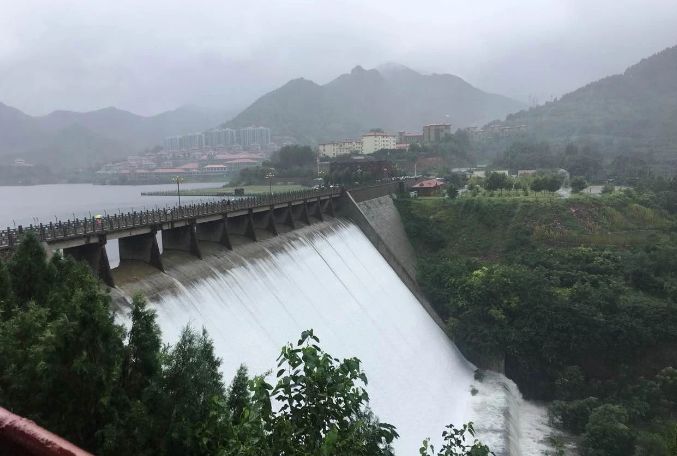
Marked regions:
[133,221,556,455]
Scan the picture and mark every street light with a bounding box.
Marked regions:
[265,169,275,195]
[173,175,184,207]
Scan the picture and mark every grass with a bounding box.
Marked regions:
[399,192,675,258]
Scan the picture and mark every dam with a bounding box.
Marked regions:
[1,183,556,454]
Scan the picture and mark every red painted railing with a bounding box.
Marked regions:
[0,407,93,456]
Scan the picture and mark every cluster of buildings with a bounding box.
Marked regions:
[96,149,264,183]
[318,124,453,158]
[163,126,273,153]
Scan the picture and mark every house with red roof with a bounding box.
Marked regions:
[411,178,446,196]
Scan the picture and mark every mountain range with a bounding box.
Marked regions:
[225,64,526,144]
[496,45,677,158]
[0,104,231,170]
[3,44,677,173]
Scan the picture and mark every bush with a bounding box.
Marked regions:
[550,397,600,434]
[582,404,634,456]
[531,174,562,192]
[571,176,588,193]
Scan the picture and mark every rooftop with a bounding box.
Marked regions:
[412,179,444,188]
[152,168,186,173]
[362,132,396,137]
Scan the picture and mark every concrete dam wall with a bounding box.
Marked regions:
[341,192,446,330]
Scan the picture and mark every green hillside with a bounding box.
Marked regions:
[495,45,677,161]
[397,192,677,455]
[400,195,673,257]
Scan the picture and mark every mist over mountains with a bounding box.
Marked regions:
[0,104,231,169]
[226,64,525,144]
[496,45,677,159]
[2,44,677,173]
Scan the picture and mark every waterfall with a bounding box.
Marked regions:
[117,219,556,455]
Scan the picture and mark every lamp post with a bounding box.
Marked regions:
[173,176,184,207]
[265,170,275,195]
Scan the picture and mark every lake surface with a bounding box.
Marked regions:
[0,183,222,228]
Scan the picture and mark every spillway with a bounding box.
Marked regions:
[116,219,555,455]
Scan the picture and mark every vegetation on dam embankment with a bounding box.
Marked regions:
[397,191,677,455]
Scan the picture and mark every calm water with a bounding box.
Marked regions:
[0,183,222,228]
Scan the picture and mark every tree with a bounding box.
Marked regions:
[158,326,227,456]
[419,423,492,456]
[241,329,398,455]
[0,259,13,317]
[0,255,126,451]
[227,365,251,425]
[122,294,162,400]
[40,260,125,450]
[550,397,600,434]
[8,232,51,306]
[447,185,459,199]
[445,172,469,189]
[270,145,316,169]
[582,404,635,456]
[483,172,511,191]
[530,174,561,192]
[570,176,588,193]
[560,144,603,180]
[601,184,615,194]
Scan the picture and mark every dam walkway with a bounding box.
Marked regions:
[0,181,406,287]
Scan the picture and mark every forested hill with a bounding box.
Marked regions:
[225,64,525,144]
[496,45,677,157]
[398,189,677,455]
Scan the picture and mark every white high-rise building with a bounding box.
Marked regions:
[163,136,181,152]
[204,128,238,148]
[164,126,270,151]
[238,126,271,147]
[177,133,205,150]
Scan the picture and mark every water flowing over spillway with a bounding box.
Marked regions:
[118,220,554,455]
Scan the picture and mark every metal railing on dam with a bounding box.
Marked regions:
[0,180,410,288]
[0,187,342,250]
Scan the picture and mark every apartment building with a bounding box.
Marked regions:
[163,126,271,152]
[422,124,452,143]
[238,126,271,147]
[361,132,397,154]
[318,140,362,158]
[204,128,238,148]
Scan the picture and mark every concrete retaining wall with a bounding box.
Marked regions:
[342,191,446,331]
[356,196,418,279]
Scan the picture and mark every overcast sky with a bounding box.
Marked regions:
[1,0,676,117]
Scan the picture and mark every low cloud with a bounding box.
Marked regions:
[1,0,676,115]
